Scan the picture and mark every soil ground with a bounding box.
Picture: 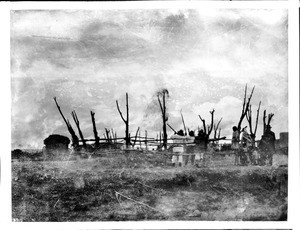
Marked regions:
[12,150,288,221]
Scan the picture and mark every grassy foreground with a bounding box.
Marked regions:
[12,151,287,221]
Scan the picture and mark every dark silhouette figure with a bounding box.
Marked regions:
[194,129,209,167]
[259,125,276,165]
[231,126,240,165]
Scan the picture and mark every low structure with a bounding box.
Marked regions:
[43,134,70,159]
[275,132,288,155]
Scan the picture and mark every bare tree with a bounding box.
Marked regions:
[157,89,169,149]
[116,93,130,147]
[198,109,215,137]
[54,97,79,148]
[246,101,261,141]
[237,84,255,132]
[71,111,86,148]
[213,117,223,139]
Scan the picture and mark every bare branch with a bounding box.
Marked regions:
[246,105,253,134]
[208,109,215,136]
[215,117,222,130]
[116,100,127,124]
[180,110,187,135]
[54,97,68,125]
[71,111,86,146]
[263,109,267,133]
[198,115,207,134]
[214,117,222,139]
[167,123,176,133]
[242,84,247,114]
[254,101,261,136]
[132,127,140,147]
[157,95,164,114]
[238,85,255,131]
[91,111,100,146]
[267,113,274,125]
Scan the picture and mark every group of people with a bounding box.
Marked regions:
[170,129,222,167]
[231,125,276,166]
[169,124,276,168]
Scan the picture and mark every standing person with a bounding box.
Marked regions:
[232,126,240,165]
[194,129,208,167]
[240,127,252,165]
[186,130,195,166]
[259,125,276,166]
[170,130,185,167]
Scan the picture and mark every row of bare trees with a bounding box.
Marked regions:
[54,97,119,150]
[157,84,274,148]
[54,84,274,150]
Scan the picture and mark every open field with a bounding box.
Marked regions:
[12,151,287,221]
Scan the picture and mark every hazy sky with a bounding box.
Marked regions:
[11,9,288,149]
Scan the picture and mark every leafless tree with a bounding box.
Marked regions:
[198,109,215,137]
[213,117,223,139]
[246,101,261,141]
[116,93,130,147]
[53,97,79,148]
[157,89,169,149]
[237,84,255,132]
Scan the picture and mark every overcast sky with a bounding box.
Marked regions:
[11,9,288,149]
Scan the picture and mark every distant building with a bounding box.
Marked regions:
[275,132,288,155]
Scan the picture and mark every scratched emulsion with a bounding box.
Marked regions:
[11,9,288,222]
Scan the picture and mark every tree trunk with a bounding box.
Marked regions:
[125,93,130,147]
[116,93,130,148]
[90,111,100,148]
[71,111,86,148]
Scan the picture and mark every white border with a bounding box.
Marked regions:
[0,1,299,230]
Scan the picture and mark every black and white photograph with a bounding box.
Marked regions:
[9,7,290,222]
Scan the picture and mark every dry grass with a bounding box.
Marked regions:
[12,151,287,221]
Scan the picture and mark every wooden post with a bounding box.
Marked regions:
[145,130,148,150]
[111,128,114,143]
[159,132,162,145]
[139,130,142,149]
[71,111,86,148]
[90,111,100,148]
[132,127,140,148]
[105,128,111,143]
